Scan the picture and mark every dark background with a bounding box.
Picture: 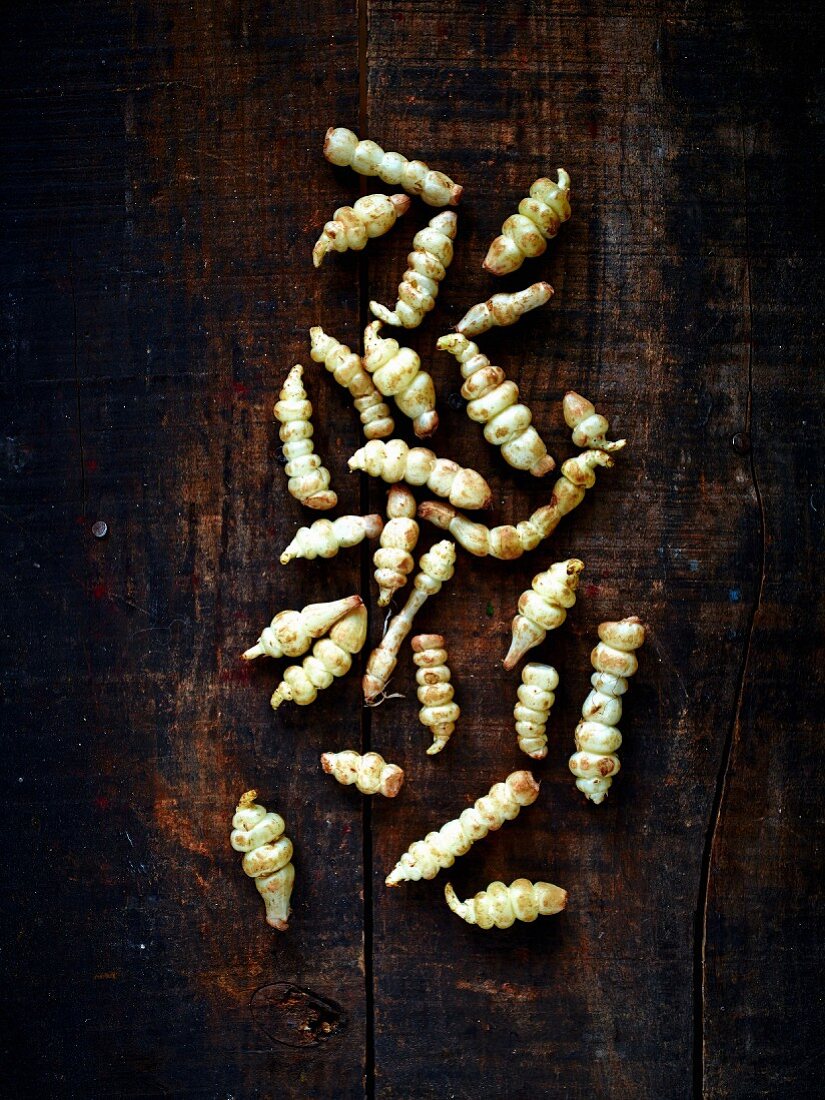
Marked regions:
[1,1,822,1097]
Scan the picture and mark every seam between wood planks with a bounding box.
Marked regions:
[692,120,767,1100]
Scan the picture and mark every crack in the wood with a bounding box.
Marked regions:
[693,125,767,1100]
[68,249,87,516]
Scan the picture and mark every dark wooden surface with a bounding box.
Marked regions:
[1,1,822,1097]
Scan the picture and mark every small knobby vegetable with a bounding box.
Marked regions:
[308,326,394,440]
[242,595,363,660]
[271,604,368,709]
[348,439,492,510]
[369,211,457,329]
[483,171,571,276]
[280,514,383,564]
[320,750,404,798]
[230,790,294,931]
[569,617,645,804]
[455,282,553,337]
[313,193,411,267]
[385,770,540,885]
[273,364,336,510]
[373,485,420,606]
[412,634,459,755]
[563,391,626,452]
[514,662,559,759]
[362,320,438,437]
[444,879,567,928]
[437,333,555,476]
[323,126,462,207]
[363,540,456,703]
[504,559,584,670]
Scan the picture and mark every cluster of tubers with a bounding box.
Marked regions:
[231,126,644,935]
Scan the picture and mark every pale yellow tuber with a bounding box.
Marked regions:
[320,750,404,798]
[563,391,626,452]
[273,364,337,510]
[323,126,462,207]
[373,485,420,606]
[385,770,540,885]
[230,790,294,931]
[369,211,457,329]
[363,540,455,703]
[280,514,383,564]
[455,282,553,337]
[444,879,567,928]
[348,439,492,510]
[362,320,438,437]
[569,617,645,804]
[416,448,618,559]
[271,604,367,709]
[514,662,559,760]
[437,333,555,477]
[503,559,584,670]
[412,634,459,755]
[313,193,411,267]
[242,594,363,661]
[308,326,394,440]
[483,171,572,276]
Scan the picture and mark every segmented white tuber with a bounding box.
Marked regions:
[437,333,555,477]
[313,193,411,267]
[362,320,438,437]
[514,663,559,759]
[363,540,456,703]
[348,439,492,510]
[570,617,645,804]
[503,559,584,670]
[444,879,567,928]
[385,770,540,886]
[280,514,383,564]
[563,391,626,452]
[242,595,363,661]
[456,282,553,337]
[271,604,367,709]
[320,750,404,798]
[373,485,420,606]
[230,791,294,931]
[324,126,462,207]
[412,634,459,755]
[369,211,457,328]
[417,446,620,559]
[308,326,394,440]
[273,364,337,510]
[483,172,572,276]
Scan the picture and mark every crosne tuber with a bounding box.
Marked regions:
[362,320,438,437]
[230,790,294,931]
[363,540,455,703]
[503,558,584,670]
[412,634,459,755]
[348,439,492,510]
[313,193,411,267]
[483,171,572,276]
[373,484,420,606]
[273,364,337,510]
[280,514,383,564]
[514,662,559,759]
[242,594,363,661]
[437,333,555,477]
[444,879,567,928]
[369,211,457,329]
[456,282,553,337]
[320,750,404,798]
[323,126,462,207]
[417,449,617,559]
[271,604,367,709]
[385,770,540,885]
[308,326,394,440]
[563,391,626,452]
[569,616,645,804]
